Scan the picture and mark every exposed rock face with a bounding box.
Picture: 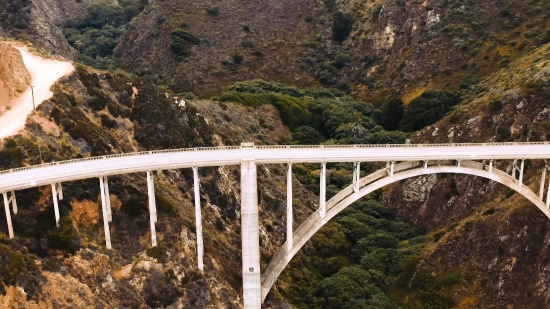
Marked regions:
[402,174,437,203]
[27,0,80,59]
[0,42,30,115]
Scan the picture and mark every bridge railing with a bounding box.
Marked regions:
[1,142,549,175]
[0,146,241,175]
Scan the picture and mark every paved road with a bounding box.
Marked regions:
[1,142,550,193]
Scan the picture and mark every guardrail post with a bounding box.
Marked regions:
[146,171,157,247]
[2,192,14,238]
[240,160,261,308]
[320,163,326,218]
[99,177,112,249]
[287,163,293,251]
[192,167,204,271]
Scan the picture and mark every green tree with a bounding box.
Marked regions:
[46,216,81,254]
[398,90,461,132]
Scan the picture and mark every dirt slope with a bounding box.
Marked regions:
[0,42,30,116]
[0,43,74,139]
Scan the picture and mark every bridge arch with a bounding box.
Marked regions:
[260,160,550,302]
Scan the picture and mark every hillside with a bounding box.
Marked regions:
[112,0,550,104]
[0,66,321,308]
[0,42,30,116]
[382,43,550,308]
[1,0,550,308]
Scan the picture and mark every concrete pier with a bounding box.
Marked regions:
[51,183,63,226]
[193,167,204,270]
[241,160,261,308]
[2,192,14,238]
[99,176,112,249]
[146,171,157,247]
[287,163,293,250]
[320,162,326,218]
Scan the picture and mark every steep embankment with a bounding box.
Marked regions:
[383,44,550,308]
[0,43,74,139]
[0,43,30,116]
[114,0,331,96]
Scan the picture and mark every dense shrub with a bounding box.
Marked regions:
[218,92,311,129]
[398,90,461,132]
[0,0,31,30]
[171,29,200,61]
[46,217,81,254]
[0,243,42,297]
[63,0,147,69]
[332,11,354,43]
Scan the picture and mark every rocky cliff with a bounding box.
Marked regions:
[382,42,550,308]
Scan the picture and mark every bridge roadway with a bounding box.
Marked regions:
[2,142,550,308]
[1,142,550,192]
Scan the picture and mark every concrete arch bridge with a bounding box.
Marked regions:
[2,142,550,308]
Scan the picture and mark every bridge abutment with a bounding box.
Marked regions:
[241,160,261,308]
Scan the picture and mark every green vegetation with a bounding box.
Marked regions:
[219,80,409,144]
[0,242,42,297]
[63,0,148,69]
[0,0,30,30]
[171,29,201,61]
[46,217,81,254]
[278,198,429,308]
[332,12,354,43]
[398,90,461,132]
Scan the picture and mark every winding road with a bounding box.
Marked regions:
[0,44,74,139]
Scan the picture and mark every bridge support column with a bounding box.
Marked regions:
[541,162,549,199]
[287,163,293,250]
[192,167,204,271]
[489,160,493,173]
[2,192,16,239]
[240,160,261,309]
[146,171,157,247]
[51,183,63,226]
[518,160,525,191]
[104,176,112,222]
[353,162,360,193]
[99,176,112,249]
[546,175,550,208]
[320,163,326,218]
